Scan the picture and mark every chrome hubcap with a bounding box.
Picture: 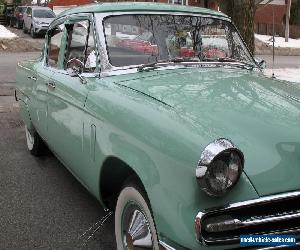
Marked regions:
[122,205,153,250]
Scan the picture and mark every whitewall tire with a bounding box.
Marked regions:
[115,184,159,250]
[25,125,45,156]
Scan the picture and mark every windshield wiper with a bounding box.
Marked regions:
[202,57,256,70]
[137,57,199,72]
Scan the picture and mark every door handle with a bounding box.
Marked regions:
[27,76,37,81]
[47,82,56,89]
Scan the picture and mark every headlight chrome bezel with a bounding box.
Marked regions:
[196,138,244,197]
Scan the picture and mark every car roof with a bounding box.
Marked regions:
[29,6,52,10]
[57,2,228,19]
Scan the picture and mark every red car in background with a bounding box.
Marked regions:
[10,6,27,29]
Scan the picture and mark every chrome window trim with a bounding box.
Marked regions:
[195,191,300,245]
[94,11,233,77]
[159,240,177,250]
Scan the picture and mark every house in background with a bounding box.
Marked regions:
[47,0,219,15]
[255,0,300,38]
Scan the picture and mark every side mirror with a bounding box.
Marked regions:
[66,58,84,74]
[254,57,266,69]
[66,67,77,77]
[66,59,87,84]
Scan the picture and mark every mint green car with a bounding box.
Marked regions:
[15,3,300,249]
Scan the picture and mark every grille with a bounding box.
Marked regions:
[196,191,300,246]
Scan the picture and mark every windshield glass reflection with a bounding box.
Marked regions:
[103,14,255,67]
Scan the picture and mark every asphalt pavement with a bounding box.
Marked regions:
[0,51,116,249]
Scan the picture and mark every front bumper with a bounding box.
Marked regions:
[33,24,49,34]
[195,191,300,247]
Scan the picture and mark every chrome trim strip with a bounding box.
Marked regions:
[195,191,300,245]
[159,240,177,250]
[201,191,300,215]
[205,210,300,232]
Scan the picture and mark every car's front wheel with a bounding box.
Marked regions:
[115,183,159,250]
[17,20,22,29]
[30,25,36,38]
[23,22,27,33]
[25,125,45,156]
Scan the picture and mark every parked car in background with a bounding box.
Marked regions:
[23,6,55,38]
[4,5,14,26]
[16,3,300,249]
[10,6,27,29]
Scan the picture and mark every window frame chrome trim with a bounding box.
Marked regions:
[93,11,247,77]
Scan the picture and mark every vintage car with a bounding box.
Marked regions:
[15,3,300,250]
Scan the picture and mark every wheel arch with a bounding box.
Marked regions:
[16,94,34,132]
[99,156,148,210]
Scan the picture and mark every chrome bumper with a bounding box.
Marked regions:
[195,191,300,246]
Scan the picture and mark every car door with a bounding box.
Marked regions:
[46,14,98,183]
[29,22,65,137]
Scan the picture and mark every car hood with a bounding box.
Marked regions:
[34,17,54,24]
[116,67,300,196]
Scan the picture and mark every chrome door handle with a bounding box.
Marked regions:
[47,82,56,89]
[28,76,37,81]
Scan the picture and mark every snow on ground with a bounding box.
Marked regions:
[264,68,300,83]
[0,25,18,39]
[256,34,300,48]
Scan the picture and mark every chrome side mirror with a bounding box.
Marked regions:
[66,67,77,77]
[66,58,84,74]
[66,59,87,84]
[254,57,266,69]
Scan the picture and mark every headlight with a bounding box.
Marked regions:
[196,138,244,197]
[34,20,41,25]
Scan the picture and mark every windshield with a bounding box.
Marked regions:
[18,7,27,13]
[103,14,255,68]
[33,9,55,18]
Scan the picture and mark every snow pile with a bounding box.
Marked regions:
[256,34,300,48]
[264,68,300,83]
[0,25,18,39]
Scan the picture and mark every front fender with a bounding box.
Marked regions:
[86,80,259,249]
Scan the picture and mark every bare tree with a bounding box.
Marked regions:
[217,0,273,55]
[285,0,291,42]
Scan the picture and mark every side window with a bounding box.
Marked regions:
[48,24,64,68]
[65,20,96,73]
